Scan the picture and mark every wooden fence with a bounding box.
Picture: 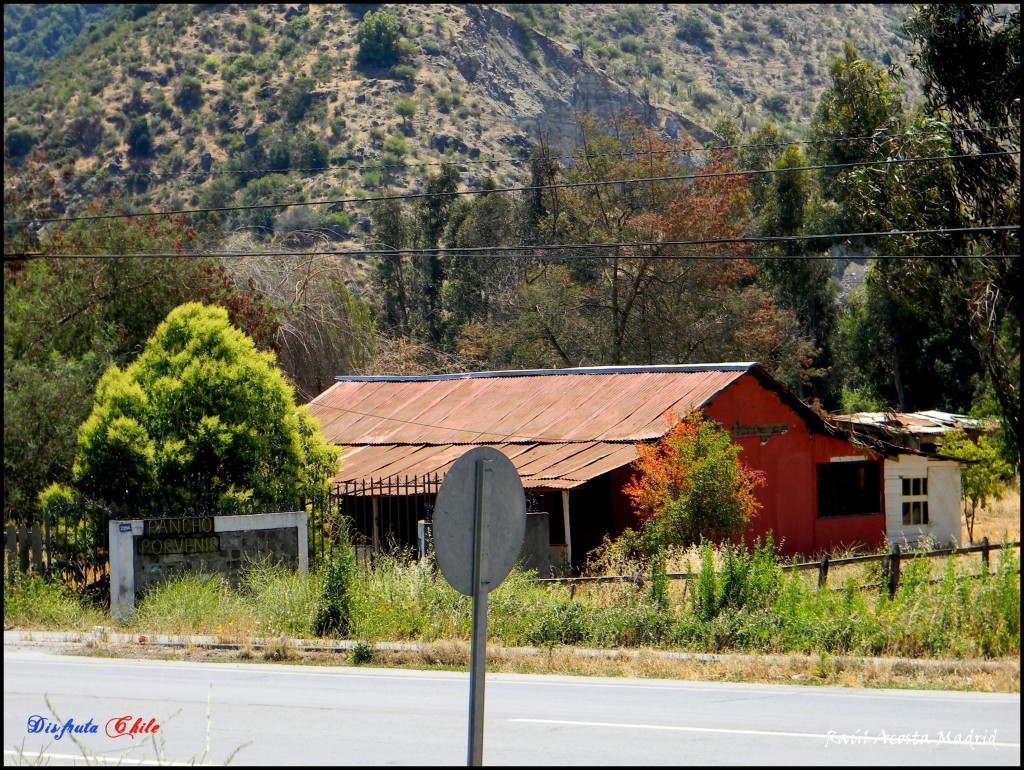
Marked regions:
[5,521,45,579]
[536,538,1022,599]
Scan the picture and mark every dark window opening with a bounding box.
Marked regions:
[901,475,930,525]
[817,461,881,517]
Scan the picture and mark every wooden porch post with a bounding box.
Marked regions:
[561,489,572,567]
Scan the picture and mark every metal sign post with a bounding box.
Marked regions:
[433,447,526,767]
[467,458,488,766]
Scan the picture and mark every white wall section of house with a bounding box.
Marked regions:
[884,455,962,548]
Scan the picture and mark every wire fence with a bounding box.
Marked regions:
[5,485,1019,605]
[4,480,445,590]
[535,539,1022,598]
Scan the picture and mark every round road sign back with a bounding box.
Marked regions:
[433,446,526,596]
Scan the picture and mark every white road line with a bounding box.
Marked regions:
[2,749,204,766]
[510,719,1020,749]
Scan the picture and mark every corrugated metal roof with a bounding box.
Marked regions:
[833,411,995,437]
[309,365,754,446]
[307,364,765,488]
[334,442,640,490]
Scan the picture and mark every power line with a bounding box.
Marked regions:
[7,150,1019,227]
[5,227,1018,262]
[38,123,1021,181]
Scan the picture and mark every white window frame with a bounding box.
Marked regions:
[900,474,930,526]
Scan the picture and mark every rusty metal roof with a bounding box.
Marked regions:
[308,364,756,447]
[307,364,764,489]
[334,441,641,491]
[833,410,996,437]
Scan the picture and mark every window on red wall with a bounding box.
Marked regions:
[817,461,881,517]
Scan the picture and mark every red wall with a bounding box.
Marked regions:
[682,376,885,557]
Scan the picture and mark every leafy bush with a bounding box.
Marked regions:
[173,75,204,112]
[390,64,418,87]
[763,94,789,116]
[280,77,315,122]
[691,91,718,110]
[314,519,359,638]
[435,90,460,113]
[124,117,152,157]
[624,411,764,551]
[4,124,35,157]
[355,9,402,68]
[676,14,714,48]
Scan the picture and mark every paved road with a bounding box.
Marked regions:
[3,646,1019,766]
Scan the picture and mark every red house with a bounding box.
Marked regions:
[306,364,888,567]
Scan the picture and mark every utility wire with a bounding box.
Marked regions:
[5,227,1018,262]
[36,123,1020,181]
[7,150,1020,227]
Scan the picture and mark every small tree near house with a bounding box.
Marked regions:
[46,302,339,510]
[624,410,764,553]
[938,428,1011,543]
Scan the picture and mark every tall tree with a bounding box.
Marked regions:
[754,145,840,404]
[809,41,906,233]
[369,196,412,336]
[4,157,279,522]
[414,164,461,346]
[65,303,338,509]
[901,3,1020,465]
[514,114,789,369]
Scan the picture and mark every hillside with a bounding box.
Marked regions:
[3,3,118,92]
[4,3,1019,529]
[4,3,923,229]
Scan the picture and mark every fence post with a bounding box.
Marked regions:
[30,522,43,574]
[5,524,16,580]
[817,554,829,590]
[18,522,29,575]
[44,507,51,576]
[981,536,990,571]
[887,543,901,599]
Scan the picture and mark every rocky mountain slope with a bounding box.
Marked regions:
[4,4,923,224]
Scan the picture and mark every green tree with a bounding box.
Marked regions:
[369,196,411,335]
[903,4,1020,229]
[623,411,764,551]
[4,159,281,522]
[125,116,152,158]
[67,303,338,509]
[414,163,461,345]
[442,178,524,349]
[900,3,1020,465]
[355,9,402,68]
[395,96,417,132]
[173,74,204,112]
[938,428,1012,543]
[809,42,905,229]
[754,145,840,404]
[830,8,1019,465]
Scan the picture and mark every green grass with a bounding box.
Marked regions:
[4,540,1019,661]
[2,570,106,630]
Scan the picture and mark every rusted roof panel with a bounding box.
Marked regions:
[333,441,641,490]
[833,410,996,437]
[309,365,752,446]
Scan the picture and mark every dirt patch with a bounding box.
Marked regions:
[65,638,1021,694]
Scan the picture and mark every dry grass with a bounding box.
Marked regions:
[71,639,1020,694]
[971,478,1021,544]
